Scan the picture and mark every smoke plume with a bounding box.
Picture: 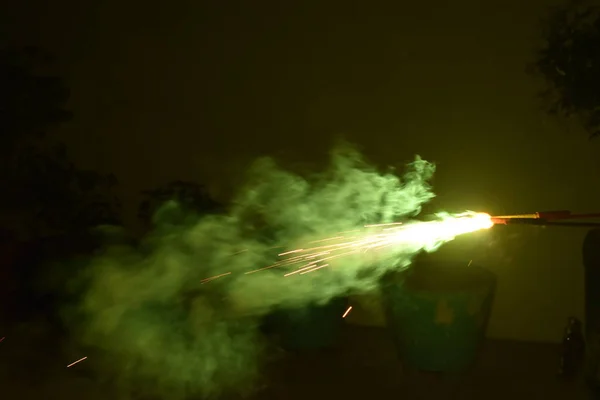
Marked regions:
[70,144,438,398]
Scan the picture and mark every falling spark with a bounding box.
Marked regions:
[300,264,329,275]
[342,306,353,318]
[284,262,318,277]
[304,251,331,260]
[200,272,231,284]
[467,260,473,267]
[0,337,4,343]
[279,249,304,256]
[245,263,283,275]
[67,356,88,368]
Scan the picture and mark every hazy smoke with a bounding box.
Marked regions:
[70,144,437,398]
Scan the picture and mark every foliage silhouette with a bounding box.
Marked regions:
[533,2,600,138]
[0,46,121,237]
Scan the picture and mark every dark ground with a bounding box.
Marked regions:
[259,325,589,400]
[0,324,589,399]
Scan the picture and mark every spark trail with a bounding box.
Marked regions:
[244,211,494,276]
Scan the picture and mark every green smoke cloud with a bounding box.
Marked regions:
[70,144,437,398]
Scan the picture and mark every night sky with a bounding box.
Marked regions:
[3,0,600,341]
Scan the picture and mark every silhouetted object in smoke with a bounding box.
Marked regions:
[138,180,223,228]
[0,46,122,237]
[533,3,600,138]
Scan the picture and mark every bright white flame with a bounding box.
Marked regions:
[370,212,493,253]
[245,211,494,276]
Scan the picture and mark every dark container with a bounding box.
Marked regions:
[381,261,496,372]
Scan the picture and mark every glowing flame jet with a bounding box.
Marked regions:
[244,212,494,276]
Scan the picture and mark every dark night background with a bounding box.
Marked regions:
[2,0,600,398]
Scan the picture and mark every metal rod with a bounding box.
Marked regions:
[491,210,600,225]
[495,220,600,228]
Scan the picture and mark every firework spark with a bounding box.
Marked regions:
[342,306,353,318]
[300,263,329,275]
[200,272,232,284]
[67,356,88,368]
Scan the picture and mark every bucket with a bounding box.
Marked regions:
[381,261,496,372]
[264,297,348,351]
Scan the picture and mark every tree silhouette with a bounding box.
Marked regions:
[0,46,121,237]
[533,2,600,138]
